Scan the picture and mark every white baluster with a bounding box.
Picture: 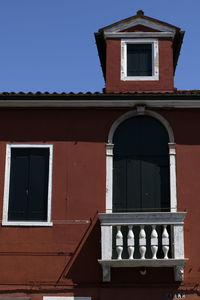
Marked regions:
[127,225,135,260]
[116,226,123,260]
[162,225,169,259]
[139,225,146,259]
[151,225,158,259]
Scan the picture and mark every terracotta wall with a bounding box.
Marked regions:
[0,108,199,299]
[105,38,174,92]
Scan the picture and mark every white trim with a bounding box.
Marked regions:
[1,99,200,108]
[2,143,53,226]
[169,143,177,212]
[103,17,177,34]
[43,296,92,300]
[121,39,159,81]
[104,32,174,39]
[106,144,114,213]
[101,224,112,260]
[2,221,53,226]
[108,109,174,143]
[106,109,176,213]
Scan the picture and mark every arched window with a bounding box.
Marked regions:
[99,110,186,282]
[106,109,177,213]
[113,116,170,212]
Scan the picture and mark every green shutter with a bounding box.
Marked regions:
[8,148,49,221]
[28,149,49,221]
[113,116,170,212]
[8,149,29,220]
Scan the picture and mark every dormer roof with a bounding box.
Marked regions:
[99,10,179,33]
[95,10,185,80]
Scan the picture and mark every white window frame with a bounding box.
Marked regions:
[2,143,53,226]
[121,38,159,81]
[106,108,177,213]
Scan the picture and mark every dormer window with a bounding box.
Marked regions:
[121,39,159,81]
[127,44,152,76]
[95,10,183,91]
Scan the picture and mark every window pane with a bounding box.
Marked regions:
[127,44,152,76]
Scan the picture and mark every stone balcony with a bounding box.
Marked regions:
[98,212,187,282]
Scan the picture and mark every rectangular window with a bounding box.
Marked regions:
[121,38,159,81]
[2,144,53,226]
[127,44,152,76]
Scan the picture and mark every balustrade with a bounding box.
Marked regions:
[98,212,187,282]
[151,224,158,259]
[127,225,134,259]
[116,226,123,259]
[114,224,169,260]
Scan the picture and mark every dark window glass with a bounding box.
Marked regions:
[8,148,49,221]
[127,44,152,76]
[113,116,170,213]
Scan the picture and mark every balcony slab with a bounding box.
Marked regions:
[98,258,188,282]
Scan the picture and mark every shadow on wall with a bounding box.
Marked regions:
[57,211,182,285]
[63,218,102,284]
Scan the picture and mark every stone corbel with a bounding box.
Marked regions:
[102,264,111,282]
[174,265,184,281]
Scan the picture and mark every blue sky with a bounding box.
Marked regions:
[0,0,199,93]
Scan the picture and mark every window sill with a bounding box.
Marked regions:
[2,221,53,227]
[121,75,159,81]
[98,258,188,268]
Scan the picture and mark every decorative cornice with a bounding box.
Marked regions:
[104,31,175,39]
[1,99,200,108]
[102,17,177,34]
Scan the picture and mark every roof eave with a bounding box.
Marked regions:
[94,32,106,81]
[173,30,185,74]
[99,14,180,33]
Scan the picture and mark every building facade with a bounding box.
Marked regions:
[0,10,199,300]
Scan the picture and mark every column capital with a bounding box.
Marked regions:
[168,142,176,155]
[106,143,114,156]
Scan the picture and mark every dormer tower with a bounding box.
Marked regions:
[95,10,184,93]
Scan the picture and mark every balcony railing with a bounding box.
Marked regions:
[98,212,187,282]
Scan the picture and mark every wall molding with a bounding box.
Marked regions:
[104,32,174,39]
[0,99,200,108]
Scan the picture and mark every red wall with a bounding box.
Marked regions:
[105,38,174,93]
[0,108,199,299]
